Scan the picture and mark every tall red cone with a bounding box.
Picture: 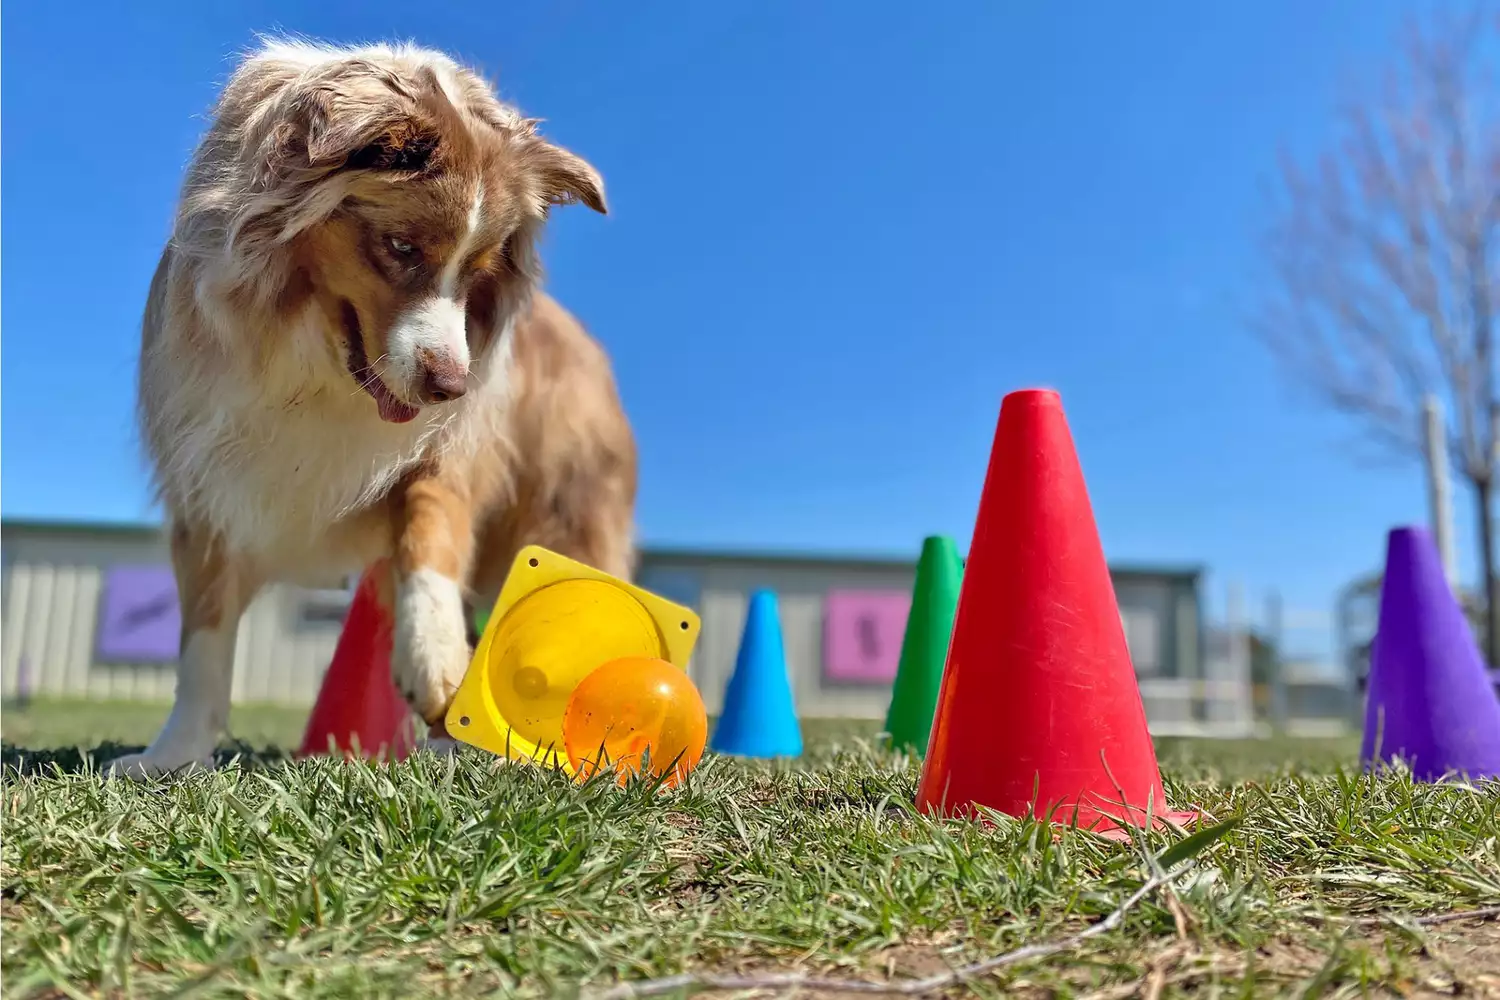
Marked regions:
[916,388,1194,836]
[297,564,417,760]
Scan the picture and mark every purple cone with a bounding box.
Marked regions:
[1361,526,1500,781]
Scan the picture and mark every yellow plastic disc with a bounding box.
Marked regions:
[484,578,665,753]
[446,544,702,771]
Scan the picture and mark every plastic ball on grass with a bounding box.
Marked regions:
[561,656,708,789]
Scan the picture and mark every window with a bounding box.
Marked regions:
[297,574,360,627]
[1120,606,1162,676]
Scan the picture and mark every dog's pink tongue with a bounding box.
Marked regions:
[377,394,420,424]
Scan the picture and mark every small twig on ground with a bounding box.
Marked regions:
[1076,956,1261,1000]
[589,870,1180,999]
[1141,941,1191,1000]
[1380,904,1500,928]
[1163,890,1190,940]
[1300,905,1500,929]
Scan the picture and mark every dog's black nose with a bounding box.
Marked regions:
[417,352,468,404]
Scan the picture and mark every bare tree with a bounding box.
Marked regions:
[1256,7,1500,664]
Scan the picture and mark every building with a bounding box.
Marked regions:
[1,518,1206,721]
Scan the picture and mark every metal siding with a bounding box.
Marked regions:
[2,529,185,702]
[1114,578,1174,677]
[3,524,1207,722]
[70,570,107,698]
[0,527,339,706]
[1176,585,1201,681]
[694,586,746,715]
[3,560,33,696]
[1162,579,1182,680]
[777,591,822,717]
[275,590,342,703]
[3,563,36,697]
[271,593,305,702]
[237,592,276,703]
[682,560,916,720]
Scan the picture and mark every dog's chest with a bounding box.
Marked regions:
[187,396,438,562]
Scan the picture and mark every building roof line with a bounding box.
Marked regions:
[0,517,1207,581]
[642,544,1204,579]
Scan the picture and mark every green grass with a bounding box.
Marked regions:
[2,705,1498,998]
[1,698,314,753]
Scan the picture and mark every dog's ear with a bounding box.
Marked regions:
[329,118,440,173]
[275,68,441,176]
[524,140,607,215]
[304,102,441,175]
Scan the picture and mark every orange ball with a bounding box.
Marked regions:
[561,656,708,789]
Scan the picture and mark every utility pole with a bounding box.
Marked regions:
[1264,590,1287,733]
[1224,580,1254,735]
[1423,394,1458,588]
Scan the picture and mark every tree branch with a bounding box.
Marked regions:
[589,870,1181,999]
[1251,8,1499,481]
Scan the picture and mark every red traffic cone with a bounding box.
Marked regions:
[916,389,1195,836]
[297,564,417,760]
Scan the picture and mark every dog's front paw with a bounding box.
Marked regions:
[393,568,470,724]
[105,748,215,781]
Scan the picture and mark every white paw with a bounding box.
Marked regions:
[105,749,215,781]
[393,568,470,723]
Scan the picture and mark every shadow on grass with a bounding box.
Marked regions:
[0,740,293,777]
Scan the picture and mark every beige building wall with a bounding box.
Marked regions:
[643,555,918,719]
[2,521,1205,723]
[1,525,343,705]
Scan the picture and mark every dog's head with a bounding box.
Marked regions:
[193,42,605,423]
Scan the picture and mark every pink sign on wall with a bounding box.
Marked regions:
[822,589,912,685]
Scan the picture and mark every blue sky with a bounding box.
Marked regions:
[0,1,1466,656]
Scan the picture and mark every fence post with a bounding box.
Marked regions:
[1423,394,1458,589]
[1265,590,1287,733]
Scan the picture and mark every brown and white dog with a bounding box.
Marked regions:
[110,38,636,777]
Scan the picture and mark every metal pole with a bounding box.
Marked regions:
[1265,590,1287,733]
[1225,580,1253,734]
[1423,394,1458,588]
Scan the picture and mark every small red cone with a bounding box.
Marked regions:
[297,564,417,760]
[916,388,1195,836]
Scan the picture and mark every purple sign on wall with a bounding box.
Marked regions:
[97,565,182,662]
[823,589,911,684]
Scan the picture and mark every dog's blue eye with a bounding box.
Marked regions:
[386,236,417,257]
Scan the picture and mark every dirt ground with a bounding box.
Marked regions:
[650,911,1500,999]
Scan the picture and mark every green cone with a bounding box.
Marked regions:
[883,535,964,755]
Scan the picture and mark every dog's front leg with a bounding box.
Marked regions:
[109,523,258,779]
[390,472,474,729]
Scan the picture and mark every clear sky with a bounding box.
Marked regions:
[0,1,1465,658]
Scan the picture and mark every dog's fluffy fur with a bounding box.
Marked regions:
[111,38,636,776]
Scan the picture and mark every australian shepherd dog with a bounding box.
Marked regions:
[110,38,636,777]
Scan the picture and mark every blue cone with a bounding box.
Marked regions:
[710,589,804,758]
